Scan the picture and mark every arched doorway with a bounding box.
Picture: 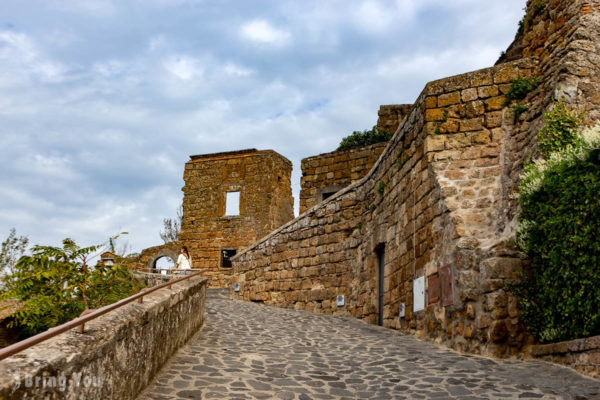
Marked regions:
[155,256,175,274]
[148,249,178,274]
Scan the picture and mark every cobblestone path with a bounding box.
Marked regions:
[139,294,600,400]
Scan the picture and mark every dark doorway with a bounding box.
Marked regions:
[221,249,237,268]
[376,245,385,326]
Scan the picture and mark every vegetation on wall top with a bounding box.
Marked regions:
[337,128,393,151]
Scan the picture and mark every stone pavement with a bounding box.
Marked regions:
[138,292,600,400]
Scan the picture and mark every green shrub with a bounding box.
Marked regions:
[537,99,584,159]
[1,236,144,336]
[514,124,600,343]
[337,128,392,151]
[505,77,540,106]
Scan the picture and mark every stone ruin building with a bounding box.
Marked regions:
[139,149,294,288]
[139,0,600,364]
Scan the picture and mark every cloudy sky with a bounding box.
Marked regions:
[0,0,525,253]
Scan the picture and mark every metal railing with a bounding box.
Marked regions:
[0,271,203,361]
[139,267,204,275]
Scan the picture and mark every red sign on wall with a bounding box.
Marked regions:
[427,272,440,304]
[441,264,453,307]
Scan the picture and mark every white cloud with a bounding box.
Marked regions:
[240,19,291,47]
[47,0,117,16]
[224,63,253,77]
[163,55,203,80]
[148,35,168,52]
[0,30,68,84]
[93,60,127,77]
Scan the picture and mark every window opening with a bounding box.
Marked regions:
[225,191,240,216]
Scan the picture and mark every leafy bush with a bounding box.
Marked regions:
[504,77,540,105]
[337,128,392,151]
[1,236,144,336]
[537,99,584,159]
[514,124,600,343]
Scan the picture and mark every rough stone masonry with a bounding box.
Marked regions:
[230,0,600,367]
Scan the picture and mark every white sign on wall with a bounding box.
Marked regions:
[413,276,425,312]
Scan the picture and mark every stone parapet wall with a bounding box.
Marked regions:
[299,142,387,214]
[0,275,207,399]
[531,335,600,379]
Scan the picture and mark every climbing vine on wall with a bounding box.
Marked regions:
[513,107,600,343]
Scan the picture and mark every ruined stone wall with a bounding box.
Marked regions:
[0,275,207,400]
[138,242,180,270]
[231,0,600,359]
[179,149,294,288]
[376,104,412,133]
[299,142,387,214]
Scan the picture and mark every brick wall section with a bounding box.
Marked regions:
[231,0,600,359]
[299,143,387,214]
[376,104,412,133]
[177,149,293,288]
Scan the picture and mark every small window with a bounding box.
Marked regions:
[221,249,237,268]
[225,191,240,216]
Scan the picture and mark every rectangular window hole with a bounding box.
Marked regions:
[225,191,240,216]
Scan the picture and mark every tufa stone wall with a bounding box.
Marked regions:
[299,142,387,215]
[376,104,412,133]
[299,104,410,215]
[230,0,600,360]
[178,149,294,288]
[0,275,207,400]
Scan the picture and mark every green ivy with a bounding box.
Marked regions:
[537,99,584,159]
[513,123,600,343]
[337,128,392,151]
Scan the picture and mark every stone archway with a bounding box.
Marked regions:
[148,249,178,270]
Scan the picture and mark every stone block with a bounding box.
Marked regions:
[484,96,506,111]
[477,85,499,99]
[490,320,508,342]
[438,91,461,107]
[494,65,519,83]
[480,258,522,280]
[460,117,483,132]
[461,88,478,102]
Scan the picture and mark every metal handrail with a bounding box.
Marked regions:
[0,271,203,361]
[139,268,204,274]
